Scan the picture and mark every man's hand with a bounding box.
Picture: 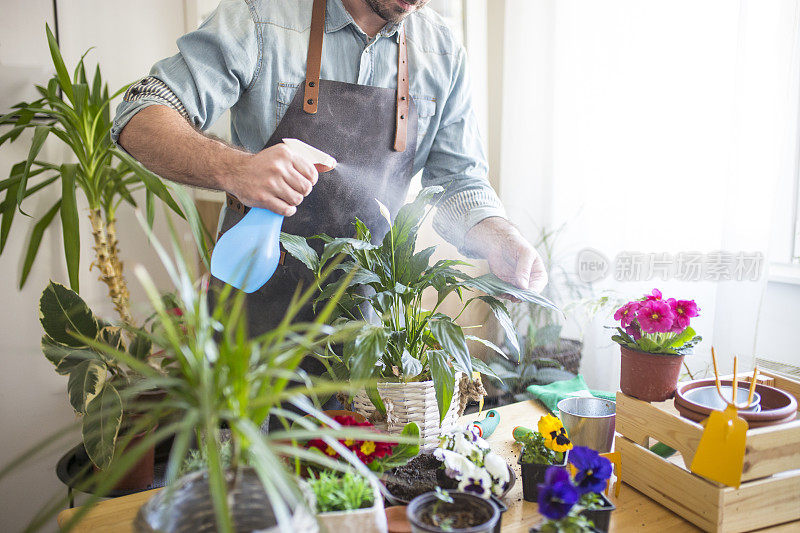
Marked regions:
[463,217,548,294]
[227,143,330,216]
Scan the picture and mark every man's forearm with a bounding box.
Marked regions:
[118,105,247,192]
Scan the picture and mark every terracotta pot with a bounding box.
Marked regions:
[619,346,684,402]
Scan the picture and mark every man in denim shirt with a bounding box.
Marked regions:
[114,0,547,332]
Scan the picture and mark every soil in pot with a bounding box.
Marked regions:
[619,346,684,402]
[408,491,498,533]
[383,453,441,503]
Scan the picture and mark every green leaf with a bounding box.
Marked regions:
[533,367,575,385]
[145,189,156,228]
[349,326,389,380]
[0,163,24,253]
[460,274,560,312]
[60,164,80,292]
[129,331,152,361]
[82,383,122,470]
[668,327,696,349]
[475,295,520,360]
[41,335,99,375]
[169,183,211,267]
[387,185,443,255]
[427,349,456,423]
[99,326,124,353]
[365,385,386,416]
[46,24,74,103]
[19,200,61,288]
[67,360,106,413]
[380,422,420,469]
[18,126,50,206]
[470,356,501,381]
[429,316,472,377]
[114,149,184,218]
[465,334,508,359]
[400,350,423,377]
[280,232,319,272]
[39,281,98,346]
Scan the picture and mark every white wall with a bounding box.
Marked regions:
[0,1,188,530]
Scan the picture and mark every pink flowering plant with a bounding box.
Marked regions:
[611,289,702,355]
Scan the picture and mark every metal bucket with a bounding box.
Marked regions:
[557,397,616,453]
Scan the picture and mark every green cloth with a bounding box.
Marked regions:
[526,374,616,413]
[527,375,677,459]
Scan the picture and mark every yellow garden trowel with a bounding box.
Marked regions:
[690,348,758,488]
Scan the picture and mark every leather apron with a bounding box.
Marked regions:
[214,0,419,379]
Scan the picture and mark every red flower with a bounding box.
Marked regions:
[624,324,642,340]
[636,300,674,334]
[303,415,395,466]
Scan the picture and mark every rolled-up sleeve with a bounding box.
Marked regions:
[424,46,506,255]
[111,0,261,143]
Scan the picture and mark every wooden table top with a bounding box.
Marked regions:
[57,399,799,532]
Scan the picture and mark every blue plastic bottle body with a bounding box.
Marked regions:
[210,207,284,293]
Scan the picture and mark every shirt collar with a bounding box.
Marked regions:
[325,0,405,42]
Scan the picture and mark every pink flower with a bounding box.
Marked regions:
[624,324,642,340]
[636,300,674,333]
[667,298,699,330]
[644,289,662,301]
[614,301,641,327]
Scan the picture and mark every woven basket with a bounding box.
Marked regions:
[351,378,465,449]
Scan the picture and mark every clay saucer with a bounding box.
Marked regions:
[674,379,797,427]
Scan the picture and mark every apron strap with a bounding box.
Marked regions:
[394,26,410,152]
[303,0,410,152]
[303,0,326,114]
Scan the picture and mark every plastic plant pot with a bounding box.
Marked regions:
[579,493,616,532]
[406,490,500,533]
[518,453,568,503]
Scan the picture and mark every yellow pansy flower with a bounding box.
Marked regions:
[538,414,573,453]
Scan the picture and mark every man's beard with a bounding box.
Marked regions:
[364,0,416,23]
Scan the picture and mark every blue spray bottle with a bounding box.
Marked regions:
[210,139,336,293]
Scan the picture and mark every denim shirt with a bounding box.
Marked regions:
[111,0,505,250]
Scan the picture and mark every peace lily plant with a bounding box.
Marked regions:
[281,186,558,423]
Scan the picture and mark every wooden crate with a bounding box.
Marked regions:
[615,371,800,532]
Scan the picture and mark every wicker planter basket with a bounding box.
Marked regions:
[351,374,484,449]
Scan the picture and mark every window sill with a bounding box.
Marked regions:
[768,263,800,285]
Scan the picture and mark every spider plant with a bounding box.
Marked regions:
[7,214,414,532]
[0,24,207,325]
[281,186,559,421]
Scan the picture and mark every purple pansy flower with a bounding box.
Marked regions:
[568,446,613,495]
[537,467,579,520]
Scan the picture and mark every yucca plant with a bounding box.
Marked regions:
[282,186,559,421]
[0,24,206,325]
[5,215,415,532]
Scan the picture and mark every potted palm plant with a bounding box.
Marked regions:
[282,186,558,447]
[612,289,702,401]
[0,24,207,325]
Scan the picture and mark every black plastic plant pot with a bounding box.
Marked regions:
[407,490,500,533]
[518,455,568,503]
[529,525,602,533]
[490,495,507,533]
[579,493,616,532]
